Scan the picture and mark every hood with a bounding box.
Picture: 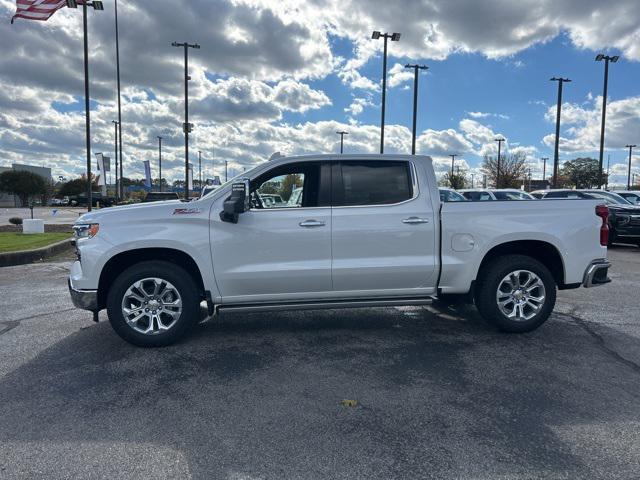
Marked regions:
[75,199,186,224]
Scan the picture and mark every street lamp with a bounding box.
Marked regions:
[404,64,428,155]
[595,53,620,188]
[172,40,201,200]
[541,157,548,183]
[66,0,104,211]
[113,0,123,201]
[550,77,571,188]
[157,136,163,192]
[626,144,637,190]
[494,138,505,188]
[372,30,401,154]
[111,120,119,200]
[449,154,457,176]
[336,131,348,154]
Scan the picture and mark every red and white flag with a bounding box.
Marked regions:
[11,0,66,24]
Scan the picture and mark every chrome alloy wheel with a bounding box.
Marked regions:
[495,270,546,321]
[120,277,182,335]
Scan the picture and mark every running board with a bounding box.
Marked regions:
[216,296,434,314]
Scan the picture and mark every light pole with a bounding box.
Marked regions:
[595,54,619,188]
[494,138,505,188]
[198,150,202,190]
[372,31,401,154]
[157,136,163,192]
[111,120,119,199]
[626,144,637,190]
[404,63,428,154]
[541,157,548,183]
[550,77,570,188]
[172,41,200,200]
[66,0,104,211]
[113,0,123,200]
[225,160,228,182]
[449,154,457,176]
[336,131,348,154]
[471,173,475,188]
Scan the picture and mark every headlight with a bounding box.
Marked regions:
[73,223,100,239]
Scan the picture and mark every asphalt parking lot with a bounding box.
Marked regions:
[0,247,639,479]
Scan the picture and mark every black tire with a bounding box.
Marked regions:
[106,261,200,347]
[474,254,556,333]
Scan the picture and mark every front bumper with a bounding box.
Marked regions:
[68,278,98,311]
[582,260,611,288]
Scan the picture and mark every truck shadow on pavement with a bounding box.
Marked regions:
[1,306,639,479]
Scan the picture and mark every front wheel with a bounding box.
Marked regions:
[106,261,200,347]
[474,254,556,333]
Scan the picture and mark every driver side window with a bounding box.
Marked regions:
[250,162,322,209]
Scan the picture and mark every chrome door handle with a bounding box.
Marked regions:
[299,219,326,227]
[402,217,429,224]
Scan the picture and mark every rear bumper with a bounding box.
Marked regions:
[582,260,611,288]
[68,278,98,311]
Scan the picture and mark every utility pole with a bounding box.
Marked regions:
[449,154,457,176]
[372,31,401,154]
[541,157,548,183]
[157,136,163,192]
[627,145,637,190]
[494,138,505,188]
[336,131,348,154]
[471,173,475,188]
[172,41,200,200]
[528,167,532,191]
[225,160,228,182]
[404,64,428,154]
[550,77,571,188]
[595,54,620,188]
[606,154,611,190]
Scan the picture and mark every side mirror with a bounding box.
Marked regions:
[220,178,250,223]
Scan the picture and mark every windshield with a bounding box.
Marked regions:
[200,163,263,198]
[439,189,466,202]
[586,191,632,205]
[493,191,531,200]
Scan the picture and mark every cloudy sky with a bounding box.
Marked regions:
[1,0,639,186]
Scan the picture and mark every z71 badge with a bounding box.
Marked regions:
[172,208,202,215]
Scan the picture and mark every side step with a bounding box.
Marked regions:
[216,296,434,314]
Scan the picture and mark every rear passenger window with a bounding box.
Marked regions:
[335,161,413,206]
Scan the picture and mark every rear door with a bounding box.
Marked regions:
[330,159,437,295]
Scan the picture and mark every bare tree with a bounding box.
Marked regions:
[481,151,527,188]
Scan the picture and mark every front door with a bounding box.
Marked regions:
[211,161,332,303]
[330,159,437,296]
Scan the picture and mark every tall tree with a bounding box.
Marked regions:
[0,170,46,206]
[441,171,467,189]
[58,174,100,197]
[560,158,605,189]
[481,151,528,188]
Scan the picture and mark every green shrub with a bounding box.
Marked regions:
[9,217,23,225]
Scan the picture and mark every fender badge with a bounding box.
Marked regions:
[173,208,202,215]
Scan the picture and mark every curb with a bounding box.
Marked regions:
[0,237,74,267]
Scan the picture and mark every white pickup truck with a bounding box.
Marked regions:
[69,154,611,346]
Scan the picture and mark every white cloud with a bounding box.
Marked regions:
[387,63,414,88]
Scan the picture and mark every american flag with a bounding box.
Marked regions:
[11,0,67,24]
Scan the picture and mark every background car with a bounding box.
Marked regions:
[143,191,180,203]
[490,189,535,200]
[614,190,640,205]
[439,188,466,202]
[581,190,640,247]
[459,189,495,201]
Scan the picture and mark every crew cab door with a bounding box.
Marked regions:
[210,161,331,303]
[331,160,437,295]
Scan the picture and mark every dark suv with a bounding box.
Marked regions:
[532,189,640,247]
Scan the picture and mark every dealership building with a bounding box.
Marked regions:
[0,163,52,207]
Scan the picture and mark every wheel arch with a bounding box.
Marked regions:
[97,248,206,310]
[475,240,567,290]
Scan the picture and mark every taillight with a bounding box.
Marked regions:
[595,204,609,247]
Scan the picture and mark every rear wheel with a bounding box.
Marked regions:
[106,261,199,347]
[474,255,556,333]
